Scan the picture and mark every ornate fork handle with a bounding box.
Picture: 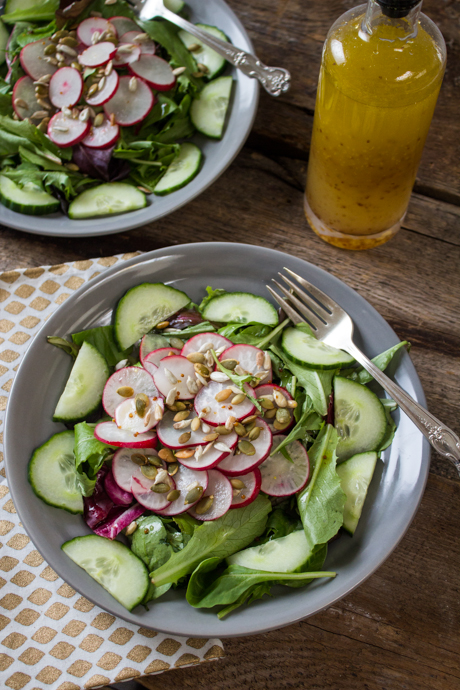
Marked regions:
[347,341,460,475]
[142,4,291,96]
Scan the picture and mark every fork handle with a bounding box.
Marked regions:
[346,341,460,476]
[151,5,291,96]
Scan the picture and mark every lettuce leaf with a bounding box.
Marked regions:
[198,286,227,314]
[2,0,59,23]
[271,396,322,456]
[341,341,410,385]
[74,422,114,496]
[71,325,132,367]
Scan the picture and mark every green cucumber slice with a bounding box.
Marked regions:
[281,327,355,370]
[227,530,311,573]
[334,376,387,461]
[0,21,9,66]
[28,431,83,514]
[68,183,146,220]
[0,175,60,216]
[337,451,378,535]
[202,291,279,326]
[114,282,190,350]
[53,342,109,423]
[179,24,228,80]
[62,535,149,611]
[153,143,202,196]
[190,76,233,139]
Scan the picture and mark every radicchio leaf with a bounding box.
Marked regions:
[72,144,131,183]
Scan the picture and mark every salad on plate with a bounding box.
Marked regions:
[0,0,233,218]
[28,281,409,617]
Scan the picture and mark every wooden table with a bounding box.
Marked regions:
[1,1,459,688]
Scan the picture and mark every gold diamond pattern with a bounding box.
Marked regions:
[0,253,224,689]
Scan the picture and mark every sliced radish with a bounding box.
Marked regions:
[47,111,90,148]
[104,469,133,506]
[157,466,209,516]
[218,419,272,476]
[120,31,156,55]
[78,42,117,68]
[255,383,295,435]
[230,469,262,508]
[20,39,58,81]
[153,355,198,401]
[157,409,238,452]
[85,70,119,107]
[82,118,120,149]
[259,435,310,497]
[181,332,232,359]
[112,43,141,67]
[177,440,235,471]
[115,396,164,434]
[112,446,159,492]
[129,55,176,91]
[188,469,232,521]
[109,16,140,36]
[94,421,157,448]
[194,382,255,427]
[220,344,272,383]
[49,67,83,109]
[102,366,159,417]
[131,476,173,512]
[12,77,41,120]
[77,17,117,47]
[143,347,181,375]
[104,75,154,126]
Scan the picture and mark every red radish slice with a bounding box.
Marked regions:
[109,16,139,36]
[112,43,141,67]
[77,18,117,47]
[218,419,272,476]
[129,54,176,91]
[115,397,164,433]
[12,76,41,120]
[181,332,232,359]
[188,469,232,521]
[120,31,156,55]
[131,476,173,512]
[78,42,117,67]
[153,355,198,401]
[49,67,83,109]
[112,447,159,492]
[102,366,159,417]
[104,75,154,126]
[85,69,119,107]
[94,422,157,448]
[230,469,261,508]
[157,410,238,452]
[143,347,181,375]
[20,39,58,81]
[194,382,255,427]
[47,112,90,148]
[259,435,310,497]
[157,466,208,516]
[220,344,272,383]
[255,383,295,435]
[82,117,120,149]
[177,440,235,471]
[104,470,133,506]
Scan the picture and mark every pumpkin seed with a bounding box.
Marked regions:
[117,386,134,397]
[158,448,175,463]
[196,62,209,74]
[243,414,258,425]
[230,479,246,490]
[220,359,238,370]
[131,453,147,466]
[231,393,246,405]
[52,30,68,41]
[188,43,201,52]
[167,463,179,476]
[234,423,246,436]
[135,393,150,417]
[244,420,256,433]
[156,321,170,329]
[194,494,214,515]
[276,408,291,425]
[146,455,163,467]
[174,410,190,422]
[44,43,57,55]
[248,426,261,441]
[184,486,203,505]
[191,417,201,432]
[215,388,232,402]
[175,448,195,459]
[194,363,210,377]
[186,352,205,364]
[238,440,256,456]
[202,433,219,443]
[176,401,187,410]
[259,397,275,409]
[214,425,232,436]
[141,465,157,479]
[167,489,180,502]
[168,337,182,349]
[151,482,170,494]
[264,408,277,419]
[178,431,191,444]
[60,36,78,47]
[125,521,138,535]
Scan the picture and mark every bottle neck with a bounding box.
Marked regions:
[362,0,423,40]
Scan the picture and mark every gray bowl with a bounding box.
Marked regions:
[4,243,430,637]
[0,1,259,237]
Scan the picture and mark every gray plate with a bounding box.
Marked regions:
[4,243,430,638]
[0,1,259,237]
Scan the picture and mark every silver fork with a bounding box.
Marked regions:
[126,0,291,96]
[267,268,460,476]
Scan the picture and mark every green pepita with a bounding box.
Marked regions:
[191,417,201,432]
[174,410,190,422]
[273,419,291,431]
[151,482,171,494]
[231,393,246,405]
[131,453,147,466]
[242,414,258,425]
[167,489,180,502]
[184,486,203,505]
[194,363,210,377]
[230,478,246,490]
[276,408,291,425]
[194,494,214,515]
[234,423,246,436]
[248,426,261,441]
[158,448,176,463]
[135,393,150,418]
[178,432,191,444]
[259,397,275,409]
[146,455,163,467]
[264,408,277,419]
[214,425,232,436]
[141,465,157,479]
[220,359,238,370]
[117,386,134,398]
[244,420,257,433]
[238,440,256,456]
[215,388,232,402]
[186,352,206,364]
[167,462,179,476]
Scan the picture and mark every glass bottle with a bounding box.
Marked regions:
[304,0,446,250]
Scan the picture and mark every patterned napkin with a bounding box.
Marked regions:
[0,253,224,690]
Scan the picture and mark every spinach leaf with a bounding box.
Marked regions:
[272,396,322,455]
[71,325,132,367]
[151,494,271,587]
[377,398,398,451]
[47,336,80,359]
[198,286,227,314]
[129,515,174,602]
[297,425,345,551]
[74,422,114,496]
[341,341,410,385]
[256,506,303,545]
[161,321,215,339]
[2,0,59,23]
[217,318,289,350]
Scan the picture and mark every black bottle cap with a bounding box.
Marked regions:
[377,0,420,19]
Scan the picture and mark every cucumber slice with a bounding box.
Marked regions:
[62,535,149,610]
[28,431,83,514]
[0,175,60,216]
[164,0,184,12]
[281,327,355,370]
[53,342,109,423]
[227,530,311,573]
[114,282,190,350]
[337,451,378,535]
[179,24,228,80]
[202,291,278,326]
[190,76,233,139]
[334,376,387,461]
[68,183,146,220]
[153,143,202,196]
[0,21,9,66]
